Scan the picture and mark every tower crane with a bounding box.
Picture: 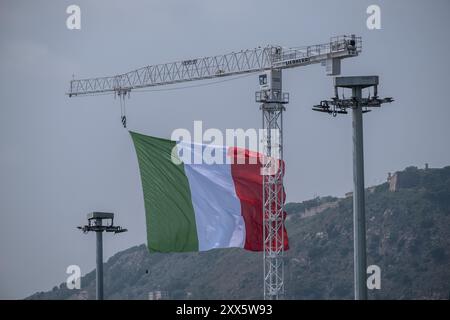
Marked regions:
[68,35,362,300]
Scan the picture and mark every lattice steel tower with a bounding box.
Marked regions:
[256,67,288,299]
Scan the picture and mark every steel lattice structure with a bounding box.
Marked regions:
[258,91,286,299]
[68,35,362,300]
[68,35,361,96]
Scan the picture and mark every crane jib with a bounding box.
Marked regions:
[67,35,362,96]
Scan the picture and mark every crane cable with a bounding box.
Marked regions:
[120,73,257,126]
[72,72,257,98]
[132,72,257,93]
[78,72,259,128]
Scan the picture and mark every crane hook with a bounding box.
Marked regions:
[119,90,127,128]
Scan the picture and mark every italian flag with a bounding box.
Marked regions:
[130,131,289,253]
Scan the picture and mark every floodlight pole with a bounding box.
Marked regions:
[351,86,367,300]
[95,219,104,300]
[78,212,127,300]
[312,76,393,300]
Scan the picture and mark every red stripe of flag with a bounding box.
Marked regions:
[228,147,289,251]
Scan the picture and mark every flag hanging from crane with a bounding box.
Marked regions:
[129,131,289,253]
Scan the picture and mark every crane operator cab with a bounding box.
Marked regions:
[258,69,283,101]
[259,69,282,91]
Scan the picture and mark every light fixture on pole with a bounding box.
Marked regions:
[77,212,127,300]
[313,76,393,300]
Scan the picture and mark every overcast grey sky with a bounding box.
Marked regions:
[1,0,449,299]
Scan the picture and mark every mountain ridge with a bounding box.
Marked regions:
[28,165,450,299]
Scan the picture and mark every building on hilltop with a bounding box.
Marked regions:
[387,164,431,192]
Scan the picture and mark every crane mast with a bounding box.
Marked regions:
[68,35,362,300]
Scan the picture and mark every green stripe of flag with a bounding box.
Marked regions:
[130,131,199,252]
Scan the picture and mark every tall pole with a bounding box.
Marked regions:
[312,76,393,301]
[95,218,104,300]
[78,212,127,301]
[352,87,367,300]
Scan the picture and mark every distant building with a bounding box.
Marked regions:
[148,290,169,300]
[387,172,398,192]
[387,166,425,192]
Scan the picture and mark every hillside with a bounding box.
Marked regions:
[29,165,450,299]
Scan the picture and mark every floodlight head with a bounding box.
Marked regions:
[87,212,114,220]
[78,212,126,235]
[77,225,90,233]
[334,75,378,89]
[312,75,393,117]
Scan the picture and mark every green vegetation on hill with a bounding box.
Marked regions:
[29,166,450,300]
